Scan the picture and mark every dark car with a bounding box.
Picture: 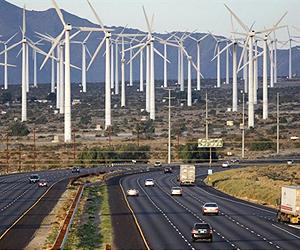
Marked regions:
[164,167,172,174]
[38,179,48,187]
[29,174,40,183]
[191,223,213,242]
[72,166,81,173]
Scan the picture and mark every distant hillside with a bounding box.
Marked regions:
[0,0,299,85]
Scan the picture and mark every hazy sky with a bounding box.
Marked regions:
[7,0,300,42]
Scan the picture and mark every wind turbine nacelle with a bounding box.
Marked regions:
[65,24,72,31]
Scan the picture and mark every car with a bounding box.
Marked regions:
[29,174,40,183]
[287,160,294,165]
[154,161,162,167]
[230,158,240,163]
[38,179,48,187]
[164,167,172,174]
[72,166,81,173]
[171,187,182,196]
[145,179,155,187]
[126,189,139,196]
[222,161,230,168]
[202,202,219,215]
[131,159,137,164]
[191,223,213,242]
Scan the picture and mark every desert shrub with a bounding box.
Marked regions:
[9,121,30,136]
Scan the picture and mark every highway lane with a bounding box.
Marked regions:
[120,166,300,250]
[0,164,146,244]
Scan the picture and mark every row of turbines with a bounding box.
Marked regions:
[0,1,299,143]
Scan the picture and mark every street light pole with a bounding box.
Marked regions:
[205,91,212,165]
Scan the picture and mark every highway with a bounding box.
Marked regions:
[0,165,145,248]
[120,166,300,250]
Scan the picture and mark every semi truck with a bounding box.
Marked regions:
[179,165,195,186]
[277,186,300,224]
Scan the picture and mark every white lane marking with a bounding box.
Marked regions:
[272,224,300,240]
[154,178,235,249]
[168,176,282,249]
[136,177,195,250]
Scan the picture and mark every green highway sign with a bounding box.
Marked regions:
[198,138,223,148]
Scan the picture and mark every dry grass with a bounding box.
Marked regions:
[205,164,300,207]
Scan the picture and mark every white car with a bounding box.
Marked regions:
[202,202,219,215]
[171,187,182,196]
[145,179,155,186]
[287,160,294,165]
[222,161,230,168]
[126,189,139,196]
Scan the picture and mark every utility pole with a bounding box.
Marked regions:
[277,92,280,154]
[33,128,36,171]
[242,92,245,158]
[137,124,140,147]
[205,91,211,165]
[166,89,174,164]
[73,130,76,161]
[6,134,9,174]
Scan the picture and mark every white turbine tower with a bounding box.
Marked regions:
[189,34,209,90]
[86,0,114,129]
[72,32,92,93]
[0,32,18,89]
[40,0,84,142]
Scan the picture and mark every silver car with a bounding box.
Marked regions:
[145,179,155,186]
[171,187,182,196]
[126,189,139,196]
[202,202,219,215]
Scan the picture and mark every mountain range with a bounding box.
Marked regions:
[0,0,298,86]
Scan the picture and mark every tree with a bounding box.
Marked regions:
[0,91,12,104]
[178,143,218,163]
[9,121,30,136]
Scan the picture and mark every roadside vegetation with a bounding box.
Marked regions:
[65,184,113,250]
[204,164,300,207]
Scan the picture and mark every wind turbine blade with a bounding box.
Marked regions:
[260,25,286,35]
[35,32,53,42]
[151,13,155,32]
[40,30,64,70]
[51,0,66,26]
[211,41,234,61]
[208,31,218,42]
[70,30,81,40]
[23,6,26,36]
[159,41,179,48]
[199,33,209,42]
[166,32,177,41]
[237,34,250,72]
[154,47,170,63]
[86,0,105,30]
[224,4,249,32]
[86,45,92,58]
[0,62,15,67]
[87,36,106,70]
[273,12,288,30]
[83,31,92,43]
[127,42,147,65]
[192,61,204,78]
[124,43,144,52]
[0,40,22,56]
[69,63,81,70]
[142,6,152,34]
[28,40,57,60]
[5,32,18,44]
[16,47,22,58]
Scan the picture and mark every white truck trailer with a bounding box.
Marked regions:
[277,186,300,224]
[179,165,195,186]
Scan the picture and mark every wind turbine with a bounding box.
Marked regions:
[40,0,86,142]
[225,4,286,128]
[0,32,18,89]
[127,7,168,120]
[189,34,209,90]
[176,41,203,106]
[71,32,92,93]
[86,0,114,129]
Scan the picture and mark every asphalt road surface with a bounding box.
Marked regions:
[120,166,300,250]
